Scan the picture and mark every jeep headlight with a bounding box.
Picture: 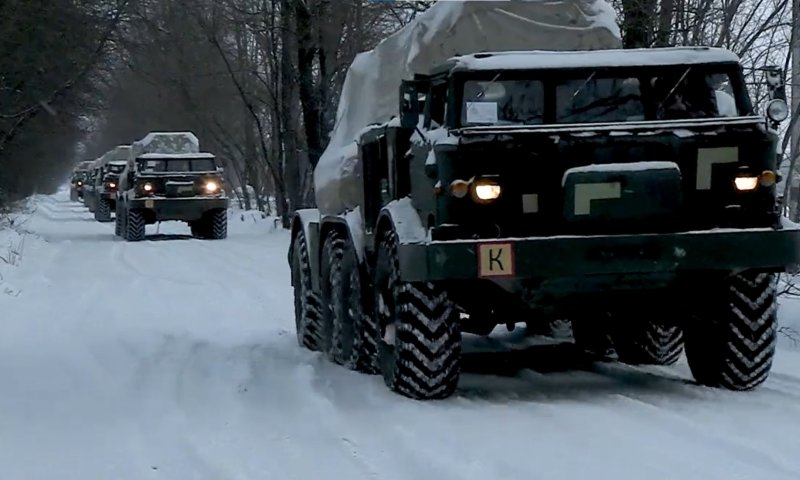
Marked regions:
[204,180,219,193]
[471,178,502,203]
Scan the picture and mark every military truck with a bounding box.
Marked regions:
[115,132,229,241]
[82,160,103,213]
[289,46,800,400]
[92,146,131,222]
[69,161,93,201]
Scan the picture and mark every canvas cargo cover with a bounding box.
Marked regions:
[129,132,200,160]
[314,0,622,215]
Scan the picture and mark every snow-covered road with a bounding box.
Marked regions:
[2,190,800,480]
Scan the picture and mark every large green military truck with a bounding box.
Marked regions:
[289,46,800,400]
[115,132,229,241]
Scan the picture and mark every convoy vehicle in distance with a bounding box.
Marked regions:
[82,160,102,213]
[69,160,93,201]
[290,46,800,400]
[92,146,131,222]
[116,132,229,241]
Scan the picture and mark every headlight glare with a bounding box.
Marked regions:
[471,178,502,203]
[734,176,759,191]
[205,180,219,193]
[143,182,153,192]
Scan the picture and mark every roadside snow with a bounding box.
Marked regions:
[2,189,800,479]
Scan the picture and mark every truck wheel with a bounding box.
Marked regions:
[115,204,125,237]
[95,199,112,223]
[291,232,323,351]
[373,229,460,400]
[126,209,146,242]
[209,209,227,239]
[609,308,683,366]
[70,189,78,202]
[324,232,379,373]
[190,221,208,239]
[87,197,96,213]
[684,272,777,390]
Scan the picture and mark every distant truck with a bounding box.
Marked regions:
[290,45,800,400]
[69,160,93,201]
[115,132,229,241]
[92,146,130,222]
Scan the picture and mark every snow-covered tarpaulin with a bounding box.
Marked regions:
[315,0,622,215]
[130,132,200,160]
[99,145,131,166]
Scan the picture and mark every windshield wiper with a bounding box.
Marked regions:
[657,67,692,112]
[475,73,502,100]
[570,71,597,102]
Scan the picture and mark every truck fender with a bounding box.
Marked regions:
[290,209,321,290]
[376,197,428,246]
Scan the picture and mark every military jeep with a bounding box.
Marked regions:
[290,46,800,400]
[115,153,229,241]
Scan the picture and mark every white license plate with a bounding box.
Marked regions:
[145,199,154,208]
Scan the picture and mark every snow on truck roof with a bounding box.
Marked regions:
[446,47,740,72]
[136,132,199,148]
[137,153,215,159]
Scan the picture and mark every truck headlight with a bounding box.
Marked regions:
[472,178,502,203]
[766,99,789,123]
[204,180,219,193]
[107,182,116,189]
[734,176,759,191]
[143,182,153,192]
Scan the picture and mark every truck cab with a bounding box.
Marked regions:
[290,46,800,400]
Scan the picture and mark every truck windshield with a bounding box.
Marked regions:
[460,68,742,126]
[106,164,126,174]
[137,158,216,173]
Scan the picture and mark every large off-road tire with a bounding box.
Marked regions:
[609,305,684,366]
[70,188,78,202]
[94,199,112,223]
[323,232,378,373]
[115,204,124,237]
[373,229,461,400]
[208,209,227,240]
[684,272,778,390]
[126,209,146,242]
[87,195,96,213]
[291,232,323,351]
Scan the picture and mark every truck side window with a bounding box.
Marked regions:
[429,82,447,128]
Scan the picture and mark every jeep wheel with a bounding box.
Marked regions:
[373,229,460,400]
[609,305,683,366]
[291,232,323,351]
[209,209,227,240]
[94,199,112,223]
[126,209,146,242]
[324,232,378,373]
[684,272,777,390]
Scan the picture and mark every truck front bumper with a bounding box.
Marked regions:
[397,222,800,282]
[129,197,229,222]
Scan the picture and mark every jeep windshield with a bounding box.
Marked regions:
[137,157,216,173]
[458,66,744,126]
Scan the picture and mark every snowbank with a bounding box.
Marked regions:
[315,0,621,215]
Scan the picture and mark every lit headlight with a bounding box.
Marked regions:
[143,182,153,192]
[204,180,219,193]
[734,176,759,191]
[77,181,82,186]
[108,182,116,188]
[471,178,502,203]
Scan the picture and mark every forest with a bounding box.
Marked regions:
[1,0,798,222]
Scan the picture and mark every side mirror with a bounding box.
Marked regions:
[764,66,787,101]
[399,80,420,130]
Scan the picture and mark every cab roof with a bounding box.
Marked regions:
[437,46,740,75]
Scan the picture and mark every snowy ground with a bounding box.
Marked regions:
[2,189,800,480]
